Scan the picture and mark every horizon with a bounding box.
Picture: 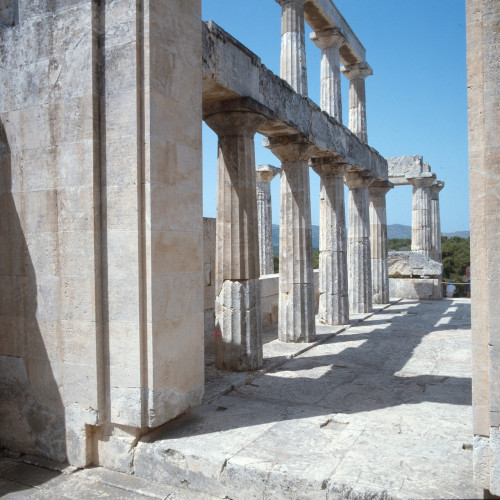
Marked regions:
[201,0,469,233]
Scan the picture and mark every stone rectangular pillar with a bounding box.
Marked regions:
[341,63,372,143]
[311,158,349,325]
[256,164,280,276]
[369,181,393,304]
[205,99,271,371]
[264,135,316,343]
[345,172,375,314]
[278,0,308,96]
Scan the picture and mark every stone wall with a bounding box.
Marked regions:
[0,0,205,468]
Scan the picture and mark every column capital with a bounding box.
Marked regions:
[256,164,280,183]
[406,173,436,188]
[341,62,373,80]
[263,135,316,162]
[429,179,445,198]
[310,28,345,50]
[369,180,394,197]
[276,0,302,6]
[344,171,376,189]
[310,156,348,177]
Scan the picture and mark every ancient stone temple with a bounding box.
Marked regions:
[1,0,494,494]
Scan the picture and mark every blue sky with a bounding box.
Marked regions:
[201,0,469,232]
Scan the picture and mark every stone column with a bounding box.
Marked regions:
[407,173,436,258]
[256,164,280,275]
[264,135,316,342]
[345,172,375,314]
[278,0,308,96]
[430,180,445,262]
[369,181,393,304]
[204,104,268,371]
[311,158,349,325]
[341,62,373,142]
[310,29,345,121]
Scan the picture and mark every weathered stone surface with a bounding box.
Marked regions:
[388,251,443,277]
[369,181,393,304]
[278,0,308,96]
[341,62,372,143]
[430,180,445,263]
[389,278,441,300]
[312,159,349,325]
[310,29,345,121]
[265,135,316,343]
[256,164,280,276]
[345,172,374,314]
[386,155,430,185]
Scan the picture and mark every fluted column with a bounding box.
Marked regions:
[256,164,280,275]
[311,158,349,325]
[310,29,345,121]
[407,173,436,259]
[345,172,375,314]
[341,62,373,142]
[430,180,445,262]
[204,106,268,371]
[369,181,393,304]
[264,135,316,342]
[278,0,308,96]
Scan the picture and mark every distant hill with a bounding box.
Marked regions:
[272,223,469,252]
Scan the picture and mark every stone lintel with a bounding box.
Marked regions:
[310,28,345,50]
[256,164,281,183]
[341,62,373,80]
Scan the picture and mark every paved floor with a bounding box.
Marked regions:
[0,299,480,499]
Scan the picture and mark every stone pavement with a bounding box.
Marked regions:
[0,299,480,499]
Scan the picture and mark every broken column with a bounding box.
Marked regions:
[407,173,436,259]
[345,172,375,313]
[311,158,349,325]
[278,0,308,95]
[310,29,345,121]
[430,180,445,262]
[204,99,269,371]
[369,180,393,304]
[256,164,280,275]
[264,135,316,342]
[341,62,372,142]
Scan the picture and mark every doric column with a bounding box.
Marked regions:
[369,180,393,304]
[204,102,268,371]
[341,62,373,142]
[345,172,375,314]
[264,135,316,342]
[278,0,308,96]
[311,158,349,325]
[407,173,436,259]
[430,180,445,262]
[310,29,345,121]
[256,164,280,275]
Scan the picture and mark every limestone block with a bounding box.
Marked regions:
[473,434,490,490]
[387,155,425,185]
[388,251,443,277]
[389,278,441,300]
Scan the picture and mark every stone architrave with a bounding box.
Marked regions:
[256,164,280,275]
[278,0,308,96]
[345,172,375,313]
[369,180,393,304]
[311,158,349,325]
[204,100,270,371]
[430,180,445,263]
[407,173,436,259]
[264,135,316,343]
[310,29,345,121]
[341,62,373,143]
